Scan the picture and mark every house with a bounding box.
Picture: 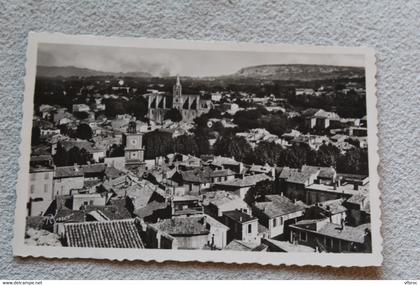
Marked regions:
[202,191,251,218]
[40,128,60,137]
[205,214,230,249]
[104,156,126,171]
[61,219,145,248]
[304,199,347,225]
[171,195,203,217]
[28,165,55,216]
[289,219,371,253]
[348,126,368,137]
[80,163,107,181]
[177,168,211,194]
[72,103,90,113]
[249,163,275,178]
[222,210,259,244]
[261,238,314,252]
[344,189,370,226]
[151,216,210,249]
[177,155,202,169]
[214,174,272,199]
[302,108,340,129]
[252,195,305,238]
[278,165,352,205]
[53,165,84,196]
[72,193,107,210]
[209,155,244,173]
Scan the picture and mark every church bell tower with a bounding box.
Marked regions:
[122,121,144,171]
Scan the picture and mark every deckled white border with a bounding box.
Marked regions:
[13,32,382,267]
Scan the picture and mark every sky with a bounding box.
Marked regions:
[38,43,365,77]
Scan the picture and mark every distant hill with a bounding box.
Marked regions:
[230,64,365,81]
[37,65,152,78]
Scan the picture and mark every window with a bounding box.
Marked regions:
[89,200,94,205]
[44,172,49,179]
[280,217,283,225]
[273,218,277,228]
[300,231,307,242]
[248,224,252,234]
[44,184,48,193]
[83,201,88,206]
[30,174,36,181]
[30,185,35,194]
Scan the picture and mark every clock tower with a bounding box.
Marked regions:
[122,121,144,171]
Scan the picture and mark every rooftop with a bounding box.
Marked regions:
[223,210,257,224]
[215,174,271,188]
[224,240,258,251]
[152,216,209,236]
[64,219,144,248]
[290,221,368,243]
[54,165,84,178]
[254,195,305,218]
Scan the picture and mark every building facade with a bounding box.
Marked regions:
[146,76,213,123]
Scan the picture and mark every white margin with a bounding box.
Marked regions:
[13,32,382,267]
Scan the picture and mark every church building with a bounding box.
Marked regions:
[146,76,213,123]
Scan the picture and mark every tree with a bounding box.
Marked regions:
[195,135,211,155]
[128,95,148,120]
[213,136,252,163]
[53,142,69,166]
[173,135,199,155]
[108,144,125,157]
[164,108,182,122]
[143,131,173,159]
[244,179,274,205]
[252,141,284,166]
[76,123,93,140]
[337,147,368,175]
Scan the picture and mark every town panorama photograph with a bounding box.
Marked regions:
[25,41,372,254]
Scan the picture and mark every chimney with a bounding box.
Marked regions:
[239,216,243,222]
[74,163,79,171]
[340,218,345,230]
[201,216,207,225]
[280,192,284,197]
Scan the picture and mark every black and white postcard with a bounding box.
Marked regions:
[13,32,382,266]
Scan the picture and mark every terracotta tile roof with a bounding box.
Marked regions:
[291,221,368,244]
[211,156,240,166]
[223,210,257,224]
[55,209,86,223]
[215,174,271,188]
[105,166,125,179]
[85,198,133,220]
[54,166,84,178]
[286,172,313,184]
[64,219,144,248]
[134,200,168,218]
[61,140,94,152]
[318,199,347,214]
[81,163,106,174]
[254,195,305,218]
[202,191,245,207]
[224,240,257,251]
[181,167,235,184]
[152,216,209,236]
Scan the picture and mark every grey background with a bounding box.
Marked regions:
[0,0,419,280]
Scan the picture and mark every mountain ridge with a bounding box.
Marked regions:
[37,65,152,78]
